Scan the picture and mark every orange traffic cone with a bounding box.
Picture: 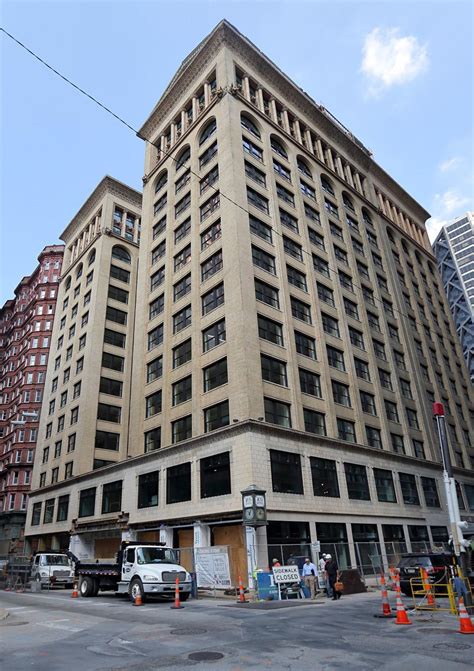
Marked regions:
[374,574,393,618]
[421,568,436,608]
[394,591,412,625]
[170,577,184,609]
[71,581,78,599]
[236,575,248,604]
[458,597,474,635]
[133,592,142,606]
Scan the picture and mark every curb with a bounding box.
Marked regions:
[0,608,9,621]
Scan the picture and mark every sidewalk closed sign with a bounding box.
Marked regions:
[272,565,301,583]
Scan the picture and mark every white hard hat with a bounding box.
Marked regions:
[325,554,332,559]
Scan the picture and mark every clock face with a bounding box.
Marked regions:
[243,495,253,508]
[244,508,254,520]
[255,508,266,520]
[255,495,265,507]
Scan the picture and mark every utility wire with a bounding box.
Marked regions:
[1,25,456,348]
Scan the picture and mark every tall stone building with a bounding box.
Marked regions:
[0,245,63,553]
[433,213,474,381]
[25,22,474,576]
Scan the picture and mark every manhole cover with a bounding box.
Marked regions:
[416,627,456,635]
[188,651,224,662]
[170,627,207,635]
[433,642,471,650]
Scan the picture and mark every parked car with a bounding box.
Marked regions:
[397,553,455,596]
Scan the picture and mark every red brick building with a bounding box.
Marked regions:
[0,245,64,553]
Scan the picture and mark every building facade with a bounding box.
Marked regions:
[25,22,474,578]
[433,213,474,381]
[0,245,63,553]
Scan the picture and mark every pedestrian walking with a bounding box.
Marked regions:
[318,554,329,596]
[301,557,318,599]
[325,555,341,600]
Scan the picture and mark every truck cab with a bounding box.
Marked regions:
[119,543,192,602]
[31,552,75,588]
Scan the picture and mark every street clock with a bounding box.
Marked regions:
[241,484,267,527]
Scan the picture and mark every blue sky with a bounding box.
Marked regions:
[1,0,472,303]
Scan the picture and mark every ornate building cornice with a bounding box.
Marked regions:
[60,176,142,243]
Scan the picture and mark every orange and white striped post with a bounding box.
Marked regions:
[374,574,393,618]
[421,568,436,608]
[170,576,184,609]
[394,587,412,625]
[236,575,248,604]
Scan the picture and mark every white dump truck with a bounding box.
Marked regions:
[30,552,75,588]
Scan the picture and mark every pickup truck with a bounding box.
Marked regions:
[31,552,75,588]
[70,541,192,603]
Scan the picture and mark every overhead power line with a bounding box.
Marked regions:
[0,25,454,342]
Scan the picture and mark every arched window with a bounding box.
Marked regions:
[342,192,355,212]
[270,135,288,159]
[155,170,167,194]
[401,240,409,255]
[415,250,422,265]
[111,245,131,264]
[241,113,261,138]
[297,156,312,179]
[362,208,372,226]
[386,227,395,243]
[199,118,217,145]
[176,145,191,171]
[76,263,83,279]
[88,248,96,266]
[65,276,71,291]
[320,174,334,196]
[428,261,435,276]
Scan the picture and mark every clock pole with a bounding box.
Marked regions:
[241,484,267,592]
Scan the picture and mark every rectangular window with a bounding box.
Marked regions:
[151,240,166,265]
[360,391,376,415]
[171,416,192,443]
[43,499,55,524]
[291,296,311,323]
[261,354,287,386]
[374,468,397,503]
[146,357,163,383]
[108,285,128,304]
[106,306,127,325]
[270,449,303,494]
[146,390,162,417]
[249,215,272,243]
[200,452,230,497]
[344,463,370,500]
[150,266,165,292]
[287,265,307,291]
[349,327,365,350]
[138,471,159,508]
[204,401,230,432]
[97,403,121,423]
[303,408,326,436]
[172,338,192,368]
[332,380,351,406]
[175,170,190,195]
[276,183,295,206]
[337,418,356,443]
[175,193,191,218]
[311,457,339,497]
[421,477,440,507]
[150,294,165,319]
[317,282,335,307]
[31,502,42,525]
[173,305,191,333]
[101,480,122,514]
[202,282,224,315]
[201,250,223,281]
[148,324,163,350]
[308,228,324,248]
[354,357,370,381]
[385,400,399,423]
[203,359,228,392]
[264,397,291,427]
[366,425,382,449]
[391,433,405,454]
[166,462,191,503]
[273,159,291,181]
[201,219,222,251]
[242,137,263,161]
[252,245,276,274]
[399,472,420,505]
[78,487,96,517]
[56,495,69,522]
[300,180,316,200]
[172,376,192,405]
[373,340,386,361]
[200,165,219,194]
[104,328,126,349]
[144,428,161,453]
[95,430,120,451]
[406,408,419,429]
[173,275,191,302]
[413,440,425,459]
[245,160,266,187]
[258,315,283,345]
[322,313,340,337]
[255,278,279,308]
[174,244,191,272]
[295,331,316,359]
[299,369,321,397]
[202,319,226,352]
[283,236,303,261]
[200,192,220,221]
[327,345,345,371]
[174,217,191,244]
[199,141,217,168]
[280,209,299,233]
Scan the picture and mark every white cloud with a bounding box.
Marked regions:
[439,157,461,173]
[361,27,429,95]
[425,216,448,241]
[434,189,470,215]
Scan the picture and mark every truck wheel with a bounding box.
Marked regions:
[91,579,100,597]
[35,574,43,590]
[79,576,95,597]
[129,578,146,603]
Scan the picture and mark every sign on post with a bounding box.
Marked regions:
[272,565,301,584]
[195,546,232,589]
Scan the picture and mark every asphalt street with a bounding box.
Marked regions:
[0,588,472,670]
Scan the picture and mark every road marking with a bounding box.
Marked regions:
[38,622,83,632]
[7,606,29,611]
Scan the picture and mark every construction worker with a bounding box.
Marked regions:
[272,558,281,568]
